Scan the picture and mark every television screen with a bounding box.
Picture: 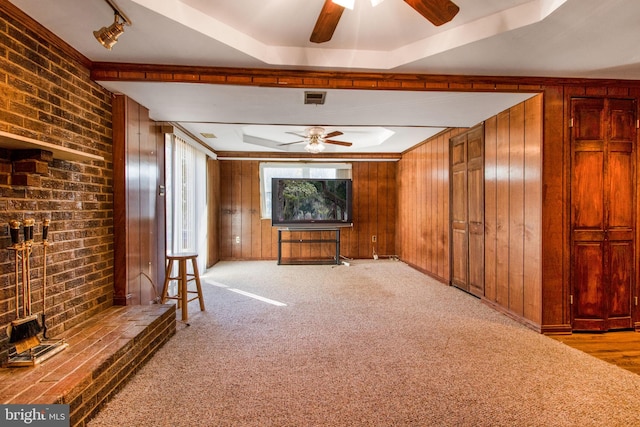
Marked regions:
[271,178,353,227]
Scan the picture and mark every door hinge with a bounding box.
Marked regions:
[570,295,573,305]
[636,119,639,129]
[635,296,638,306]
[569,118,574,128]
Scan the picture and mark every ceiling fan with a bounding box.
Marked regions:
[279,126,353,153]
[310,0,460,43]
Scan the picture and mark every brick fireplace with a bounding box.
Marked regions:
[0,4,117,366]
[0,5,175,425]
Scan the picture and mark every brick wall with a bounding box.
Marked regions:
[0,7,113,365]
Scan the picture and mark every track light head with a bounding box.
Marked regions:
[94,13,125,50]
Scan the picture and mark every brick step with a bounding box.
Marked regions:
[0,304,176,426]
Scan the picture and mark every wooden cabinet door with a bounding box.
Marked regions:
[450,125,484,297]
[571,98,636,331]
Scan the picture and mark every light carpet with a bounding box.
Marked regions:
[88,260,640,426]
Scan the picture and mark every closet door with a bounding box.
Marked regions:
[451,133,468,292]
[571,98,636,331]
[450,125,484,297]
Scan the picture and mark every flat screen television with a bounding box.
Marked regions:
[271,178,353,228]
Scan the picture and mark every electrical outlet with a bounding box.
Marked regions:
[235,236,240,244]
[371,235,377,243]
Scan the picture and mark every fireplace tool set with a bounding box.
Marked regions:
[5,219,67,367]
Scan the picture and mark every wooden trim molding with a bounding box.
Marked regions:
[215,151,401,161]
[90,62,640,92]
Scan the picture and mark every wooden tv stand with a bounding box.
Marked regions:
[277,227,341,265]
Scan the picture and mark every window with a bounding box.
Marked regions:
[260,162,352,218]
[165,134,207,272]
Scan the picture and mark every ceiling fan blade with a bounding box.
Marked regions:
[278,140,305,146]
[404,0,459,26]
[324,131,344,138]
[325,139,353,147]
[285,131,308,138]
[310,0,345,43]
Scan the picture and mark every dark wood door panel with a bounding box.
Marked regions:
[610,99,636,141]
[609,241,633,320]
[572,151,604,229]
[610,141,634,152]
[571,97,636,332]
[574,98,605,140]
[573,242,605,324]
[608,229,634,241]
[573,230,606,241]
[608,151,633,228]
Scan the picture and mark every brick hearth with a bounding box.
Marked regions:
[0,304,176,427]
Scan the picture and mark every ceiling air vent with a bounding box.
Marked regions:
[304,91,326,105]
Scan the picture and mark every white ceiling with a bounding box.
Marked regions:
[9,0,640,154]
[97,81,535,153]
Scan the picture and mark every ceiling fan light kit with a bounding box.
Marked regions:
[305,128,328,153]
[307,126,326,137]
[279,126,353,153]
[305,142,326,153]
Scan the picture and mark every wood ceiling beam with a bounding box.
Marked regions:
[90,62,640,92]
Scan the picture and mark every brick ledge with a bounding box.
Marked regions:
[0,304,176,426]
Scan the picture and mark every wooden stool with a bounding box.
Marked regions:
[161,253,205,321]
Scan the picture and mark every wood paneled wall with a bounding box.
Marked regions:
[397,128,466,281]
[397,96,542,327]
[218,160,397,261]
[484,95,543,327]
[113,96,165,306]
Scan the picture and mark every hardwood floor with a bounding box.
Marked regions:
[551,331,640,375]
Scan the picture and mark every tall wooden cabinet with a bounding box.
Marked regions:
[450,125,485,297]
[570,98,637,331]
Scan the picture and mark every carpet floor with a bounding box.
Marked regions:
[88,260,640,426]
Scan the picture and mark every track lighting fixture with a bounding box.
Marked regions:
[94,14,125,50]
[94,0,132,50]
